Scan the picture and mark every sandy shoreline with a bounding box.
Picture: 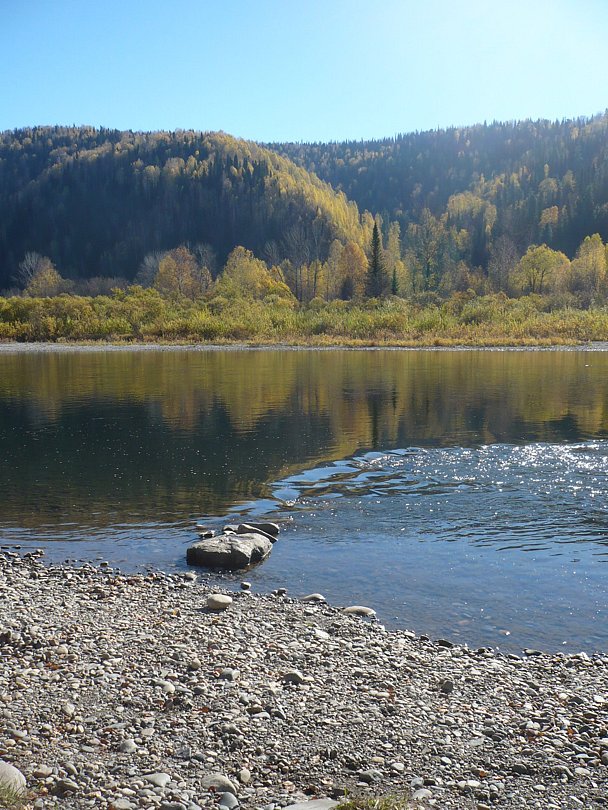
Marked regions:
[1,551,608,809]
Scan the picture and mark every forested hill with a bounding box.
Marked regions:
[271,113,608,266]
[4,116,608,294]
[0,127,364,288]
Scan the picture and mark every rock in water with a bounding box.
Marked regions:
[187,532,273,571]
[0,760,26,793]
[240,521,280,537]
[236,523,277,543]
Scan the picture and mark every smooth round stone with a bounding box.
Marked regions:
[358,768,382,783]
[62,701,76,717]
[282,670,307,685]
[301,593,326,603]
[207,594,233,612]
[240,582,251,590]
[342,605,376,617]
[219,792,239,809]
[219,667,239,681]
[411,788,433,801]
[0,760,26,793]
[202,773,238,795]
[282,802,338,810]
[144,772,172,788]
[118,738,137,754]
[238,768,251,784]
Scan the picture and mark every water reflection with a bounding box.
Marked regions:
[2,347,608,650]
[1,348,608,527]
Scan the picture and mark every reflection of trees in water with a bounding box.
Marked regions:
[1,349,608,525]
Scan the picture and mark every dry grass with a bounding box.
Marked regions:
[336,796,414,810]
[0,784,29,810]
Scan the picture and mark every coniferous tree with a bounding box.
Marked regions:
[391,266,399,296]
[366,222,387,297]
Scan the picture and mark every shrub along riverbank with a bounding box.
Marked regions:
[1,288,608,346]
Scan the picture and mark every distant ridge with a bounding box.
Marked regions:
[0,127,364,287]
[2,113,608,289]
[271,112,608,264]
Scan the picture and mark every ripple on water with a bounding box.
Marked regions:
[227,441,608,651]
[6,441,608,652]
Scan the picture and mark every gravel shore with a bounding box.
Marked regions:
[2,342,608,353]
[1,551,608,809]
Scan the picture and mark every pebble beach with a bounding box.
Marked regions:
[1,551,608,809]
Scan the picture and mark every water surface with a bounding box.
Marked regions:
[1,347,607,651]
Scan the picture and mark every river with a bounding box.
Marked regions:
[1,346,607,652]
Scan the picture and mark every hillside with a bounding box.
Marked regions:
[272,113,608,270]
[3,116,608,296]
[0,127,364,289]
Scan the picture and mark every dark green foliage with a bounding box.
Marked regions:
[5,114,608,296]
[391,267,399,296]
[0,127,363,290]
[366,222,387,297]
[272,113,608,271]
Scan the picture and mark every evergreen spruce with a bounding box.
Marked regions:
[366,221,387,298]
[391,266,399,296]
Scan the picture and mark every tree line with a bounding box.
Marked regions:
[15,226,608,312]
[3,117,608,309]
[273,113,608,281]
[0,126,364,290]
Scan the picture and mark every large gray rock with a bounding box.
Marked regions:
[236,523,277,543]
[225,521,279,538]
[0,760,26,793]
[187,532,272,571]
[207,594,233,612]
[342,605,377,617]
[242,521,280,537]
[144,772,171,788]
[201,772,238,795]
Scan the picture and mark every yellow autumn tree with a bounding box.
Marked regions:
[337,241,368,299]
[154,246,210,299]
[513,244,570,295]
[568,234,607,298]
[213,247,295,304]
[25,259,69,297]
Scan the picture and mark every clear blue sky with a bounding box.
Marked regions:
[3,0,607,142]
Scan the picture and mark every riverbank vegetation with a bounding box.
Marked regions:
[3,284,608,346]
[3,229,608,345]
